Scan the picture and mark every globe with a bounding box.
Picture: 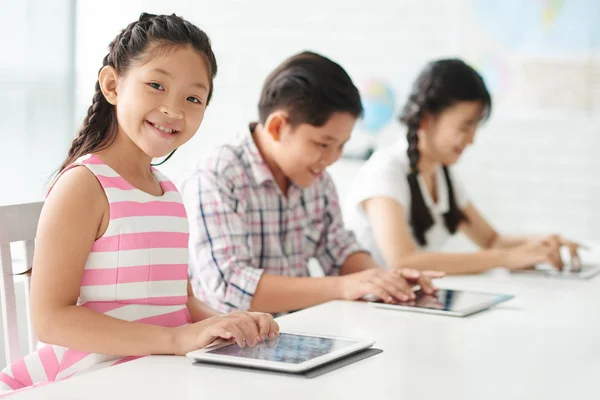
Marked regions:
[358,80,397,135]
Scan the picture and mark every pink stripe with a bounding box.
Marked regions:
[0,372,25,391]
[122,264,187,283]
[57,372,77,382]
[96,176,178,193]
[80,269,117,286]
[80,264,187,286]
[81,302,128,314]
[83,155,104,165]
[58,349,90,374]
[0,381,56,398]
[135,308,191,327]
[124,295,188,306]
[10,359,32,388]
[111,356,143,367]
[159,181,177,192]
[38,345,60,381]
[91,232,188,252]
[109,201,186,219]
[96,175,136,191]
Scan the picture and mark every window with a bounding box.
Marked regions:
[0,0,76,206]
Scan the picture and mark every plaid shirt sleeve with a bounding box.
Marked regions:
[315,173,364,276]
[186,154,264,312]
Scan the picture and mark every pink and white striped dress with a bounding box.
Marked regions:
[0,154,191,394]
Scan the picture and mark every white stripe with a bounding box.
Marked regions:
[2,368,14,379]
[80,284,116,301]
[104,304,186,321]
[103,216,188,237]
[79,280,187,301]
[148,279,187,298]
[103,188,182,203]
[85,252,118,270]
[55,353,119,381]
[23,352,48,383]
[148,247,188,265]
[84,248,188,269]
[52,345,67,365]
[75,154,93,163]
[83,163,121,178]
[79,163,174,183]
[0,382,13,393]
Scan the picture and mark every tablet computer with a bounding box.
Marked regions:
[515,263,600,280]
[186,331,375,373]
[370,288,514,317]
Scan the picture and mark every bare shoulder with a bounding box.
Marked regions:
[30,166,109,317]
[362,196,408,223]
[42,166,107,238]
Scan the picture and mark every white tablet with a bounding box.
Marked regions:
[186,331,375,373]
[515,263,600,280]
[370,288,514,317]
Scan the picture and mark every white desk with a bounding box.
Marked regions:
[11,270,600,400]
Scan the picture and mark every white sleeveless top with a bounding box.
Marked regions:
[344,141,470,267]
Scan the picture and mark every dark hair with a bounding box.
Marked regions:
[399,58,492,246]
[59,12,218,172]
[257,51,363,128]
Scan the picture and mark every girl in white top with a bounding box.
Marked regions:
[345,59,581,274]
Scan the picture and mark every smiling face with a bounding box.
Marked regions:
[267,111,356,188]
[419,100,485,165]
[101,44,211,159]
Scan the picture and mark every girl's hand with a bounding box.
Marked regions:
[502,236,582,271]
[172,311,279,355]
[537,234,587,271]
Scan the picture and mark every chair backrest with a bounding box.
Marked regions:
[0,202,43,366]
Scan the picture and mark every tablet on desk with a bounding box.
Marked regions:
[187,332,375,373]
[515,263,600,280]
[370,288,514,317]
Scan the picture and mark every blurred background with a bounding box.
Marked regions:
[2,0,600,249]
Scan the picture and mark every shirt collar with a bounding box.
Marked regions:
[241,123,277,187]
[416,164,450,215]
[240,124,305,201]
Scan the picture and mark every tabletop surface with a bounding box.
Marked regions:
[11,261,600,400]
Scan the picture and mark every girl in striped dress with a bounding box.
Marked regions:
[0,13,278,394]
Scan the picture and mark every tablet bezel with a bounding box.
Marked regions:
[369,288,514,317]
[186,331,375,373]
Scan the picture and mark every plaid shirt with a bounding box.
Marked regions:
[181,129,362,313]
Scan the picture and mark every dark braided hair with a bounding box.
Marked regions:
[399,59,491,246]
[59,12,217,172]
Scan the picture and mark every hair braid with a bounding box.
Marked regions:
[58,13,218,172]
[398,59,491,245]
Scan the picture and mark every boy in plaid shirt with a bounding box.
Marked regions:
[182,51,442,314]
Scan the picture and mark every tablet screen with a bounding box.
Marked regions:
[205,333,357,364]
[374,289,510,312]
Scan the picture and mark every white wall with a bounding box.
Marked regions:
[75,0,600,245]
[75,0,461,180]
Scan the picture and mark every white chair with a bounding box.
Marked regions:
[0,202,43,366]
